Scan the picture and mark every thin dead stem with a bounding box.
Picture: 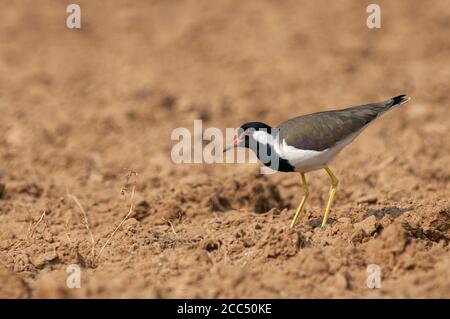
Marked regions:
[63,170,138,266]
[66,189,95,257]
[28,209,47,239]
[162,218,178,236]
[95,185,136,263]
[64,217,73,244]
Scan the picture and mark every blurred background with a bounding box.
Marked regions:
[0,0,449,298]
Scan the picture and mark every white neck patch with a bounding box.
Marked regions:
[252,130,276,146]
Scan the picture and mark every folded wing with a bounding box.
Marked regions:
[278,95,409,151]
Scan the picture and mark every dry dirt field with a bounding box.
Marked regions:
[0,0,449,298]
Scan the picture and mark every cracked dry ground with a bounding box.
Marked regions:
[0,0,449,298]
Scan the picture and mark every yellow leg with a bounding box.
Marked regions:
[322,165,339,227]
[290,173,309,228]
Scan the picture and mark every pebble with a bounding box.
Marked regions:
[356,195,378,204]
[337,217,351,224]
[350,229,366,244]
[32,251,58,269]
[0,183,5,198]
[354,215,378,236]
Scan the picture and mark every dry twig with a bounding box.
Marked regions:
[64,170,139,266]
[96,184,136,263]
[64,217,73,244]
[28,209,47,239]
[162,218,178,236]
[94,170,138,264]
[66,188,95,257]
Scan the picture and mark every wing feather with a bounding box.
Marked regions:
[277,99,397,151]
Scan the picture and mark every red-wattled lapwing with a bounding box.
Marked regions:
[224,95,411,228]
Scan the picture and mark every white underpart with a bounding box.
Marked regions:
[273,126,368,173]
[251,127,367,172]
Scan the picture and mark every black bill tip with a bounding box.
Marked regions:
[223,145,233,152]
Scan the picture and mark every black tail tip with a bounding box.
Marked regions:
[392,94,411,105]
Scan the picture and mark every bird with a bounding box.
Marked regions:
[223,95,411,228]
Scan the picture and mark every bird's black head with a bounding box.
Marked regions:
[223,121,273,152]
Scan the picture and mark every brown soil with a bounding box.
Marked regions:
[0,0,449,298]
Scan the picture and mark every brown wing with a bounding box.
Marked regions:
[277,96,407,151]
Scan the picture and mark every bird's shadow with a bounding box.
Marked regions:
[306,206,413,228]
[307,217,336,228]
[362,206,413,220]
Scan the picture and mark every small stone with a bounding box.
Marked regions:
[209,196,230,212]
[123,218,139,232]
[354,215,379,236]
[235,229,246,238]
[350,228,366,244]
[266,247,279,258]
[202,239,220,252]
[334,272,349,290]
[43,232,54,243]
[356,195,378,204]
[242,238,254,248]
[0,183,5,198]
[160,95,177,109]
[133,200,150,221]
[32,251,58,269]
[338,217,351,224]
[19,182,43,198]
[266,207,280,215]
